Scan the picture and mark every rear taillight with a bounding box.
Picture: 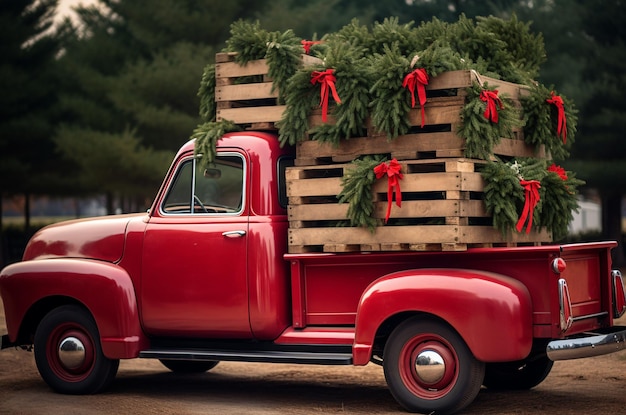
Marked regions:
[612,270,626,318]
[558,278,573,332]
[552,257,566,274]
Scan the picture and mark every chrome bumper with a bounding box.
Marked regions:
[546,326,626,361]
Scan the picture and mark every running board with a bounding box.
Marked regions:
[139,349,353,365]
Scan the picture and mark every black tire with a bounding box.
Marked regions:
[383,317,485,415]
[483,355,553,390]
[159,359,219,373]
[34,305,119,394]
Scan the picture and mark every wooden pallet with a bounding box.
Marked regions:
[301,69,534,165]
[215,52,322,126]
[286,158,551,253]
[298,118,541,165]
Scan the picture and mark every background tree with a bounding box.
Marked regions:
[559,0,626,264]
[55,0,270,213]
[0,0,68,264]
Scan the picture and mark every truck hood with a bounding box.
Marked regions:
[23,213,147,262]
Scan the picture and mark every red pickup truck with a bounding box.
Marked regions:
[1,131,625,414]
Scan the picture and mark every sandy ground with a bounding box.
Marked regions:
[0,299,624,414]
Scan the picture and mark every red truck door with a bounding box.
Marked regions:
[140,151,252,338]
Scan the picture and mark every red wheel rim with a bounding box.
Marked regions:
[46,322,96,382]
[398,333,459,399]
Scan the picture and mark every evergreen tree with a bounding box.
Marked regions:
[561,0,626,264]
[55,0,269,213]
[0,0,66,263]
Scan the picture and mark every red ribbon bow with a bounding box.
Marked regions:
[374,159,403,223]
[515,180,541,234]
[480,89,503,123]
[301,39,322,54]
[546,91,567,144]
[310,69,341,122]
[548,163,568,181]
[402,68,429,127]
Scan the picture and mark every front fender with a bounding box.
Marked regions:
[0,258,148,359]
[353,268,533,365]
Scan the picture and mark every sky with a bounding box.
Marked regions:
[55,0,98,24]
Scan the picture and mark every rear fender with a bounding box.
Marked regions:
[0,259,148,359]
[353,268,533,365]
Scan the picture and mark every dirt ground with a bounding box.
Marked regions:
[0,299,624,415]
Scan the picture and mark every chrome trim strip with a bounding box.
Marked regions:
[546,327,626,361]
[572,311,608,322]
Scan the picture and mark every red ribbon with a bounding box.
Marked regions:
[546,91,567,144]
[548,163,568,181]
[374,159,403,223]
[402,68,429,127]
[480,89,503,123]
[301,39,322,54]
[515,180,541,234]
[310,69,341,122]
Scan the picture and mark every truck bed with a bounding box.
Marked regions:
[285,242,617,340]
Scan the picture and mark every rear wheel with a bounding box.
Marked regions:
[383,317,485,415]
[159,359,219,373]
[34,305,119,394]
[483,355,553,390]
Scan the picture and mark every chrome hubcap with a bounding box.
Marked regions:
[414,349,446,384]
[58,336,86,370]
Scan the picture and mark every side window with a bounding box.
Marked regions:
[161,153,245,215]
[277,156,294,209]
[162,159,193,214]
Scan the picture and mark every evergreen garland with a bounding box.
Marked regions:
[458,81,522,160]
[323,18,372,56]
[337,155,387,232]
[521,83,577,160]
[369,41,466,139]
[539,166,584,240]
[198,63,216,122]
[191,120,242,167]
[476,14,546,82]
[481,158,582,238]
[308,43,372,145]
[368,45,413,138]
[276,66,323,146]
[265,29,303,103]
[225,20,269,63]
[482,158,546,236]
[368,17,420,55]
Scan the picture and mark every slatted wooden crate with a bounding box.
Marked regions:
[299,112,542,165]
[286,158,551,253]
[215,52,321,127]
[300,69,537,165]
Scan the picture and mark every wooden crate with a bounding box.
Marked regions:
[215,52,321,127]
[286,158,551,253]
[300,69,536,165]
[299,113,542,165]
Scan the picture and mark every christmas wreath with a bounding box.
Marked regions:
[481,158,583,240]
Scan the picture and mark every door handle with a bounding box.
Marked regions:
[222,230,246,238]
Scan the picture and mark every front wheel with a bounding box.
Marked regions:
[383,317,485,415]
[34,305,119,394]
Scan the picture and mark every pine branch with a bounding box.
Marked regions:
[337,155,387,232]
[458,81,522,160]
[191,120,242,167]
[197,63,216,122]
[521,84,577,160]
